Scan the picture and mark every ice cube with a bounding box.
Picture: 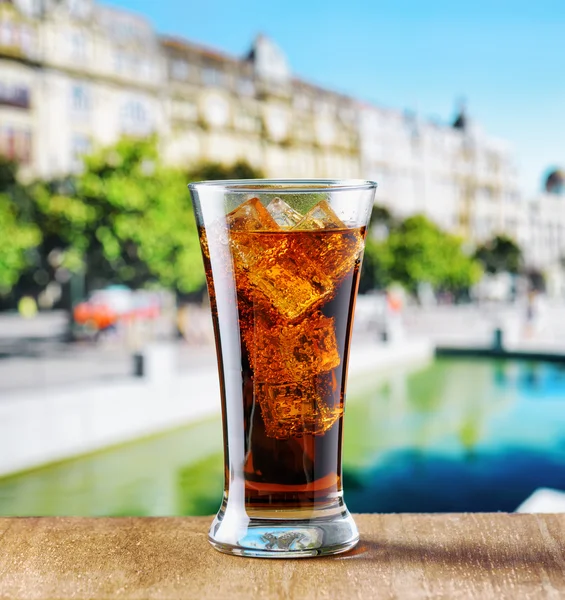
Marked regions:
[242,314,287,383]
[281,312,340,375]
[229,199,364,320]
[250,259,333,320]
[244,312,340,382]
[230,231,334,320]
[290,201,365,288]
[292,200,344,230]
[256,379,343,439]
[316,228,365,284]
[266,197,303,229]
[226,198,284,295]
[227,197,279,231]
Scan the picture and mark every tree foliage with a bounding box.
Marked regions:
[28,139,264,297]
[0,160,41,293]
[474,234,522,274]
[361,213,482,294]
[387,216,482,292]
[188,159,263,181]
[368,204,395,230]
[359,237,392,293]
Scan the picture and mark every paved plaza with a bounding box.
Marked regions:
[2,301,565,395]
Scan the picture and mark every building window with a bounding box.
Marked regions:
[17,130,31,163]
[120,100,152,134]
[171,60,190,80]
[339,106,355,123]
[0,22,14,47]
[202,67,224,87]
[122,101,146,123]
[128,56,140,77]
[69,0,90,18]
[481,186,492,200]
[0,127,32,164]
[70,32,87,61]
[0,127,15,160]
[237,77,254,96]
[71,84,90,113]
[234,109,258,132]
[114,52,152,79]
[71,134,91,172]
[488,153,500,173]
[294,94,310,112]
[0,22,34,56]
[21,25,33,54]
[172,99,197,121]
[114,51,126,73]
[0,82,30,109]
[316,99,334,116]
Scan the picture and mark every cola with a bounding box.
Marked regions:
[201,197,366,513]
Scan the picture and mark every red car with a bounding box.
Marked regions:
[73,287,159,331]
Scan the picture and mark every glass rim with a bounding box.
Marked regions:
[188,178,377,194]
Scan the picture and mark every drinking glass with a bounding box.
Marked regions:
[189,180,377,557]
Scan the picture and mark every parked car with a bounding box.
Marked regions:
[73,286,160,335]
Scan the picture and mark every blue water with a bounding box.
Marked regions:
[343,358,565,512]
[0,357,564,515]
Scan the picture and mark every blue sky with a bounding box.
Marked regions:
[109,0,564,195]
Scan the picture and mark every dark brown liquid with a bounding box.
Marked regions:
[201,225,365,513]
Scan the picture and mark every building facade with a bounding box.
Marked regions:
[523,174,565,271]
[1,0,164,178]
[0,0,37,174]
[7,0,558,272]
[359,103,522,244]
[160,34,361,179]
[2,1,361,181]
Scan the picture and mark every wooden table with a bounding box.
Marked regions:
[1,514,564,599]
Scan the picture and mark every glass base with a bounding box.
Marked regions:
[208,503,359,558]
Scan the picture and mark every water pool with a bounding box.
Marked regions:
[1,357,565,515]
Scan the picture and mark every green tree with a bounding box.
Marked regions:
[31,138,202,293]
[387,215,482,293]
[188,159,264,181]
[360,214,482,295]
[30,139,264,296]
[359,204,395,292]
[474,234,522,274]
[368,204,395,231]
[0,159,41,293]
[359,237,392,293]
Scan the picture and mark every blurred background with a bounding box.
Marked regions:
[1,0,565,516]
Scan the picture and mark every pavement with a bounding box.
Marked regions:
[0,310,218,394]
[0,311,68,343]
[0,340,218,394]
[404,301,565,352]
[2,300,565,395]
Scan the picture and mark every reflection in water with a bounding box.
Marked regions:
[0,419,223,517]
[0,358,565,515]
[493,361,507,386]
[343,358,565,512]
[343,447,565,512]
[176,454,223,516]
[521,362,540,389]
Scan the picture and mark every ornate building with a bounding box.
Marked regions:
[359,103,522,244]
[161,34,361,179]
[0,0,37,173]
[2,0,539,266]
[523,169,565,270]
[1,0,164,178]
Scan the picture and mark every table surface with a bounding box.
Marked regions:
[1,514,564,599]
